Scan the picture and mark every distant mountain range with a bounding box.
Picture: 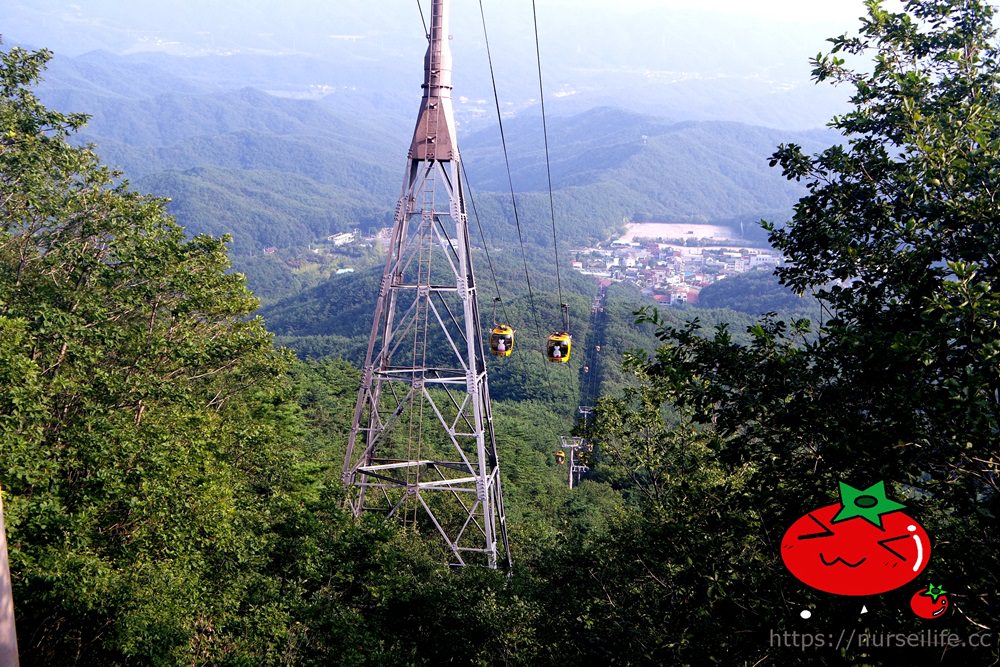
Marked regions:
[28,49,836,259]
[6,0,856,128]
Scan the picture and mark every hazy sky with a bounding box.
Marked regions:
[557,0,864,21]
[2,0,879,127]
[3,0,871,55]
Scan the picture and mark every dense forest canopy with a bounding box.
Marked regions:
[0,0,998,663]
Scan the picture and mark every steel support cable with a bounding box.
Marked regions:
[477,0,544,342]
[417,0,429,38]
[475,0,563,432]
[461,160,510,325]
[467,167,543,400]
[477,0,561,408]
[530,0,565,315]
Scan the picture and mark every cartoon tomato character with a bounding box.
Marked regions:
[910,583,949,619]
[781,481,930,596]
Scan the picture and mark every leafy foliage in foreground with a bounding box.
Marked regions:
[5,0,1000,662]
[1,43,299,663]
[597,1,1000,662]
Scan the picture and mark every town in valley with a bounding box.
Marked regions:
[570,222,782,305]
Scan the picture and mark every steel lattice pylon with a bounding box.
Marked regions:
[342,0,510,569]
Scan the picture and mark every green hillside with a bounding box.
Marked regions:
[462,108,834,242]
[259,244,791,411]
[68,87,404,152]
[261,244,592,338]
[36,86,407,257]
[135,166,393,255]
[34,47,207,99]
[34,52,833,262]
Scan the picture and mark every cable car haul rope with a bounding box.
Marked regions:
[476,0,571,366]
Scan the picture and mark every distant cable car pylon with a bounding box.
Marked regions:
[558,436,590,488]
[342,0,510,569]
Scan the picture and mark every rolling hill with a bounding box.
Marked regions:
[27,49,840,301]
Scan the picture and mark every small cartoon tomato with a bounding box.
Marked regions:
[781,481,931,596]
[910,583,949,619]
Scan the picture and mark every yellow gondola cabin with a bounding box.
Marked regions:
[546,332,571,363]
[489,325,515,357]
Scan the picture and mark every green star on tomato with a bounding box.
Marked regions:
[832,481,906,527]
[910,582,950,619]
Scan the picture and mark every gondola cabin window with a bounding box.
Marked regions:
[490,325,515,357]
[546,332,571,363]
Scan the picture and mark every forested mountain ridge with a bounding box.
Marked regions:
[34,63,408,256]
[134,166,393,255]
[459,108,833,248]
[29,48,831,261]
[52,86,405,158]
[464,105,832,198]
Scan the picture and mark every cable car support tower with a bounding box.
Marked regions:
[342,0,511,569]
